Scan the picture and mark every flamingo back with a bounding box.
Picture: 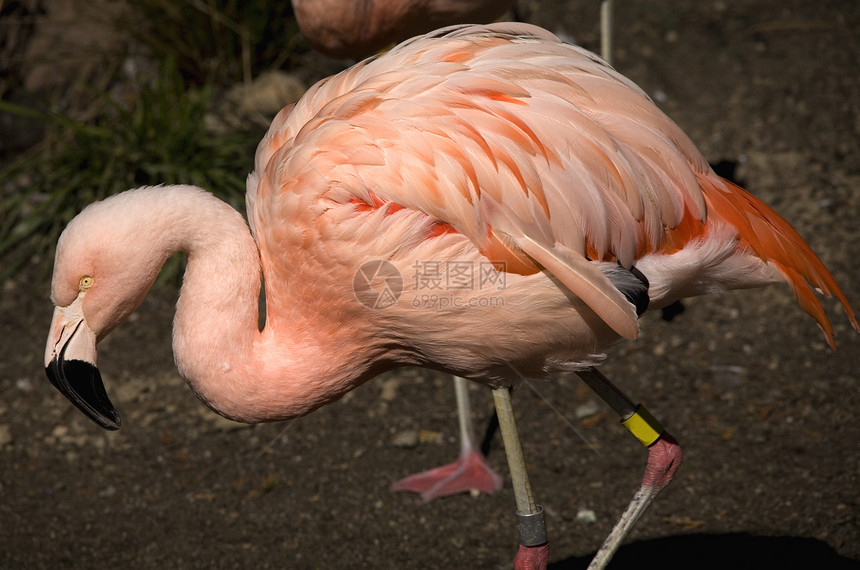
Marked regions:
[247,23,857,346]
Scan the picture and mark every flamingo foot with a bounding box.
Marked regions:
[587,432,682,569]
[391,446,503,502]
[514,542,549,570]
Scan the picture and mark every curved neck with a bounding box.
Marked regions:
[160,187,262,419]
[160,186,380,423]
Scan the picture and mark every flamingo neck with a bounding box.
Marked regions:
[166,187,383,423]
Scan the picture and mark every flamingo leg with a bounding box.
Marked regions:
[492,386,549,570]
[579,9,688,567]
[391,376,503,501]
[576,368,683,570]
[600,0,614,65]
[506,4,611,566]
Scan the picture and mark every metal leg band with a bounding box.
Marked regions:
[517,504,548,546]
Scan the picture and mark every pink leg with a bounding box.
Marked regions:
[575,368,684,569]
[514,543,550,570]
[492,387,550,570]
[587,432,682,570]
[643,432,682,490]
[391,376,502,501]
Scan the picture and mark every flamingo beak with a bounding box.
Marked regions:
[44,302,121,430]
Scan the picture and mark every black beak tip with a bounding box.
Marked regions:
[46,358,122,431]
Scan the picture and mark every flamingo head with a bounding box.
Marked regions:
[44,188,178,430]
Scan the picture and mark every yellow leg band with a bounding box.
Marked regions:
[621,404,664,447]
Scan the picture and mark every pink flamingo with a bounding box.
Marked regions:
[45,23,856,570]
[291,0,517,58]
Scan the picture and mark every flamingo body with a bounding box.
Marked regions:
[45,22,857,566]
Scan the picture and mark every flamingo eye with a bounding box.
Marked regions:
[79,276,94,290]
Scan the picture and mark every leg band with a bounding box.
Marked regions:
[517,505,548,546]
[621,404,663,447]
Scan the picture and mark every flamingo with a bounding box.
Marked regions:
[44,23,857,570]
[291,0,517,58]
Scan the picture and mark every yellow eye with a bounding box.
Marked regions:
[79,276,94,290]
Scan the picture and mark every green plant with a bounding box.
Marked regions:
[0,56,263,279]
[128,0,308,86]
[1,0,311,281]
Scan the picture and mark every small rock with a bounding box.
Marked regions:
[114,380,147,404]
[574,400,600,420]
[209,413,244,432]
[576,509,597,524]
[710,365,747,390]
[0,425,13,447]
[391,430,419,448]
[418,429,442,444]
[379,377,400,402]
[208,71,307,133]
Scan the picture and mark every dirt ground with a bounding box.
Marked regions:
[1,1,859,568]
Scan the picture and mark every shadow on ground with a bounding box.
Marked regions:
[554,533,860,570]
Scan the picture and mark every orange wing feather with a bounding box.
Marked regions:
[696,175,858,347]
